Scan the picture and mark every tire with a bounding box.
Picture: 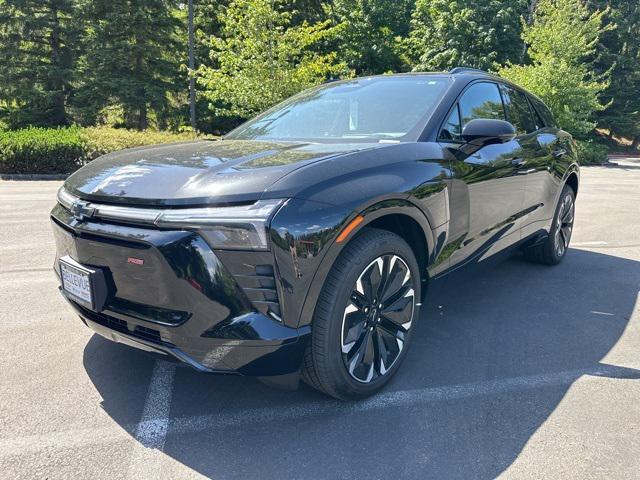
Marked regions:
[524,185,575,265]
[302,228,421,400]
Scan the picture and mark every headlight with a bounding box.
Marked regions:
[57,187,76,210]
[155,199,285,250]
[57,187,285,250]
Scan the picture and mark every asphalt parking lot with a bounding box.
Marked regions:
[1,160,639,480]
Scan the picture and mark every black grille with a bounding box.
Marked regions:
[233,264,282,321]
[74,302,167,346]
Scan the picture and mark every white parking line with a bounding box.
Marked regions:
[0,364,637,459]
[169,364,639,435]
[127,360,176,477]
[572,241,609,247]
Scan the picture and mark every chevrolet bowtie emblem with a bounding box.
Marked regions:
[71,200,96,222]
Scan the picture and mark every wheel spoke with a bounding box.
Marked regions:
[342,314,367,353]
[349,290,368,310]
[374,328,390,375]
[347,331,368,377]
[381,289,414,329]
[348,329,375,382]
[360,258,383,303]
[377,255,392,300]
[380,256,410,304]
[378,324,403,358]
[561,225,572,247]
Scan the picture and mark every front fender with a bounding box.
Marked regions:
[268,142,452,329]
[271,196,446,329]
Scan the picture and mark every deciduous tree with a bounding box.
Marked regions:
[499,0,610,139]
[408,0,527,72]
[197,0,348,120]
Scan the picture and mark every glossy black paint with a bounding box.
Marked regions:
[52,71,579,378]
[461,119,517,145]
[64,139,383,206]
[51,203,309,375]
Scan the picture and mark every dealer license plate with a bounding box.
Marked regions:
[60,259,93,309]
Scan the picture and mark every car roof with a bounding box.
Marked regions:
[341,69,542,102]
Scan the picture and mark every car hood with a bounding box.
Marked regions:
[65,139,377,206]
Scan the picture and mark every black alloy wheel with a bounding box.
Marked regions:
[554,191,575,258]
[341,255,415,383]
[302,228,420,400]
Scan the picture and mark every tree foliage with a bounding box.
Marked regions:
[499,0,610,139]
[74,0,182,130]
[0,0,636,150]
[588,0,640,146]
[0,0,80,128]
[196,0,348,120]
[328,0,414,75]
[408,0,527,72]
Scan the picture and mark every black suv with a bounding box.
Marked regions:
[52,68,579,399]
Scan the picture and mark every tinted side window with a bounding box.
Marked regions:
[503,86,536,134]
[439,104,462,141]
[458,82,505,126]
[528,97,546,130]
[529,96,557,128]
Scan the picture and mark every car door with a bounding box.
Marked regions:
[439,81,527,270]
[501,85,563,239]
[519,94,571,239]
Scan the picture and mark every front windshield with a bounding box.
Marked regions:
[227,76,450,143]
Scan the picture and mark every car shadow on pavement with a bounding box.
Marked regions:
[83,247,640,480]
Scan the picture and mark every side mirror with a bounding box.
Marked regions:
[462,119,516,145]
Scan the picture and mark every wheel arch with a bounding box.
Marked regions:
[296,198,436,329]
[362,214,430,291]
[565,170,579,196]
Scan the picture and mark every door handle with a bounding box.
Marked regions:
[511,158,527,167]
[552,148,567,158]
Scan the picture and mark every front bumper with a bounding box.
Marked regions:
[51,204,310,376]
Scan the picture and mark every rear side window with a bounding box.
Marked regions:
[502,86,536,134]
[528,98,546,130]
[458,82,506,126]
[528,95,557,128]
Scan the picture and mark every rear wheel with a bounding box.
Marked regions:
[302,228,421,400]
[524,185,575,265]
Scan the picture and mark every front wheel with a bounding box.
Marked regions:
[302,228,421,400]
[524,185,575,265]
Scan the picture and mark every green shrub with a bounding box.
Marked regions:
[0,126,203,174]
[0,126,86,174]
[81,127,199,161]
[576,139,609,165]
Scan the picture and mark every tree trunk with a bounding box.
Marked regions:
[138,104,148,131]
[134,32,147,130]
[49,2,68,126]
[631,136,640,151]
[188,0,197,131]
[521,0,539,62]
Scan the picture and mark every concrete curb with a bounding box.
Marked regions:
[0,173,69,181]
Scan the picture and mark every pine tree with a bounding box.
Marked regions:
[75,0,182,130]
[0,0,80,128]
[589,0,640,149]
